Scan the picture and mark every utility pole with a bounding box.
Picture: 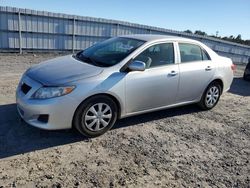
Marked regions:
[216,31,219,37]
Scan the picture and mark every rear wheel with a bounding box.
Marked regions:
[243,73,246,80]
[243,62,250,80]
[73,95,118,137]
[198,82,221,110]
[243,71,249,81]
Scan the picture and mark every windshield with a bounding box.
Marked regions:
[75,37,145,67]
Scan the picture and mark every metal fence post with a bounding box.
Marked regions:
[0,7,250,64]
[72,18,75,53]
[18,11,22,54]
[116,23,119,36]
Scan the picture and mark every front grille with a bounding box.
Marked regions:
[21,83,32,94]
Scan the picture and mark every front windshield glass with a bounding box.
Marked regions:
[75,37,145,67]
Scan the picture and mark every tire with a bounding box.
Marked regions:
[243,72,249,81]
[243,63,250,81]
[243,72,247,80]
[73,95,118,137]
[198,82,222,110]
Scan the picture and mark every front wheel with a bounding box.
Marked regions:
[73,95,118,137]
[198,82,221,110]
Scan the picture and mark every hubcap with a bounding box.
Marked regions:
[205,86,219,107]
[83,103,112,131]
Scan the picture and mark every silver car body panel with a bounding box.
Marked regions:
[16,35,234,130]
[27,55,103,85]
[16,74,79,129]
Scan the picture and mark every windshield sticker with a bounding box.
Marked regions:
[118,44,134,51]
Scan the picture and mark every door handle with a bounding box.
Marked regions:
[169,70,178,76]
[205,66,212,71]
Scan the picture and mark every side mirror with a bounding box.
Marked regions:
[128,60,146,72]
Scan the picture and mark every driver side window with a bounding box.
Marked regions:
[134,43,175,69]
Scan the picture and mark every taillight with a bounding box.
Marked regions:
[231,64,236,72]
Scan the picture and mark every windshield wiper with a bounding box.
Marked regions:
[75,53,98,66]
[74,53,109,67]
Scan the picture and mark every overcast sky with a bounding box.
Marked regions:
[1,0,250,39]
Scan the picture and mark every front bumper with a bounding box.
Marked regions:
[16,75,79,130]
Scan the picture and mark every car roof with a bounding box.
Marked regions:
[121,34,196,43]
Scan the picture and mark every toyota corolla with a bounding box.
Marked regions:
[16,35,235,137]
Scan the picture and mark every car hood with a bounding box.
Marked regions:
[26,55,103,85]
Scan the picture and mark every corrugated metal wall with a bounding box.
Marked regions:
[0,6,250,64]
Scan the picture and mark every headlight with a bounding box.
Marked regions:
[32,86,75,99]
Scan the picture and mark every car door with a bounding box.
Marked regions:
[176,42,215,103]
[125,42,179,113]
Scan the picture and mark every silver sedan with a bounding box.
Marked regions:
[16,35,235,137]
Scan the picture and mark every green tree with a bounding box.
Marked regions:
[184,29,193,34]
[194,30,207,36]
[235,34,242,42]
[182,29,249,46]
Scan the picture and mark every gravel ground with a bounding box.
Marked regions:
[0,53,249,188]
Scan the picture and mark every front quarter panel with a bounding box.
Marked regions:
[69,71,126,117]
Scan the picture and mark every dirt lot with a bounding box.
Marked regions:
[0,53,249,188]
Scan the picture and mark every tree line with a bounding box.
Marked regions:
[183,30,250,46]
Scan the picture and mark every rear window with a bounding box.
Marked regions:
[179,43,210,63]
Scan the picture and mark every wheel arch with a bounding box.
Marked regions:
[198,78,224,110]
[73,93,122,124]
[210,78,224,93]
[199,78,224,102]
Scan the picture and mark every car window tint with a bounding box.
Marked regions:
[134,43,174,68]
[79,37,145,67]
[179,43,203,63]
[202,49,210,60]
